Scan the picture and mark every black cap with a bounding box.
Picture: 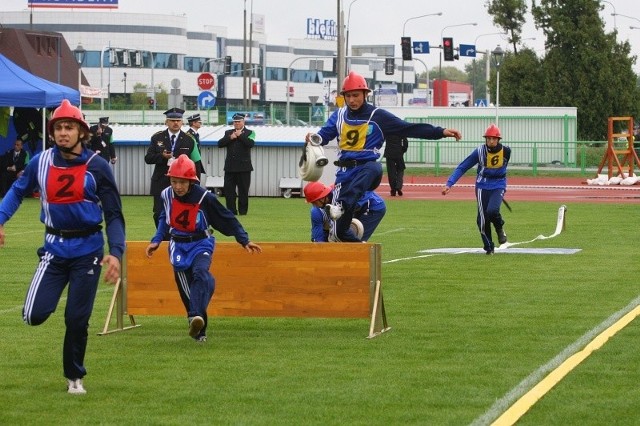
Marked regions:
[232,113,246,121]
[164,108,185,119]
[187,113,201,123]
[99,117,109,124]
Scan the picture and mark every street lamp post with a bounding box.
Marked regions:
[122,72,127,104]
[73,43,86,110]
[345,0,360,59]
[600,1,616,31]
[612,12,640,24]
[438,22,477,106]
[400,12,443,106]
[472,31,506,105]
[491,45,504,124]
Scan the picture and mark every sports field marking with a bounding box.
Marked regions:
[422,247,581,255]
[375,227,408,236]
[471,294,640,426]
[383,254,436,264]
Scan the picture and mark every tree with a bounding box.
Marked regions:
[532,0,640,140]
[432,66,469,83]
[486,0,527,54]
[495,48,544,106]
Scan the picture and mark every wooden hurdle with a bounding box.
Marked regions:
[100,241,390,338]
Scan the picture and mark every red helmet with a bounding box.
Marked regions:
[304,181,332,203]
[340,71,371,94]
[167,154,199,182]
[483,124,502,139]
[48,99,89,134]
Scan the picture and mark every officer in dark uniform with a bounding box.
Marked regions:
[186,113,206,175]
[186,113,202,148]
[89,117,117,164]
[218,113,255,215]
[144,108,203,228]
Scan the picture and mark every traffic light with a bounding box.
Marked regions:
[384,57,395,75]
[401,36,412,61]
[443,37,454,61]
[224,55,232,75]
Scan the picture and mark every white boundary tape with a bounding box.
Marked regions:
[497,205,567,250]
[385,205,570,263]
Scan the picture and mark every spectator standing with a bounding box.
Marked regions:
[383,134,408,196]
[186,113,206,175]
[303,181,386,242]
[442,124,511,255]
[145,155,261,342]
[186,113,202,149]
[307,71,461,242]
[0,100,125,394]
[217,113,255,215]
[1,139,29,196]
[89,117,117,164]
[144,108,203,228]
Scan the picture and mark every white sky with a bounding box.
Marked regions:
[4,0,640,72]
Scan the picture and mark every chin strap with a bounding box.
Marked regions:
[56,140,83,157]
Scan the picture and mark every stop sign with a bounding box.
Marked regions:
[197,73,215,90]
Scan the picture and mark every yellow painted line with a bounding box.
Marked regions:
[492,304,640,426]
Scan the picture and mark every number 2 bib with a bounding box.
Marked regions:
[46,163,87,204]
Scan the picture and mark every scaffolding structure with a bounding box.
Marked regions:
[596,116,640,179]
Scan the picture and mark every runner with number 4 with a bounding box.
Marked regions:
[145,155,261,343]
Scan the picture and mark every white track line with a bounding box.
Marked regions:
[379,182,640,191]
[471,295,640,426]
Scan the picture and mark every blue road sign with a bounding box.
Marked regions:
[198,91,216,109]
[474,99,487,107]
[311,105,325,119]
[412,41,430,54]
[459,44,476,57]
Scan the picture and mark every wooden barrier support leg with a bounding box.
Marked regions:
[367,280,391,339]
[98,277,141,336]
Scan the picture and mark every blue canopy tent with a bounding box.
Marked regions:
[0,53,80,152]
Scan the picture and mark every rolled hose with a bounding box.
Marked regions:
[328,218,365,242]
[298,134,328,182]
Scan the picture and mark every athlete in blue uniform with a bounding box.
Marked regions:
[442,124,511,254]
[145,155,261,342]
[303,181,386,242]
[307,71,462,242]
[0,99,125,395]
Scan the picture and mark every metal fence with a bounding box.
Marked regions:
[402,140,616,176]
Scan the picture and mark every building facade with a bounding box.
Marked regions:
[0,10,419,116]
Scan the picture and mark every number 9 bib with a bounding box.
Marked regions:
[339,122,369,151]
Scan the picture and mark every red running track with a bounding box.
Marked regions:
[380,176,640,204]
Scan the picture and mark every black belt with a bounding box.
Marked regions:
[333,159,371,168]
[46,225,102,238]
[170,232,208,243]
